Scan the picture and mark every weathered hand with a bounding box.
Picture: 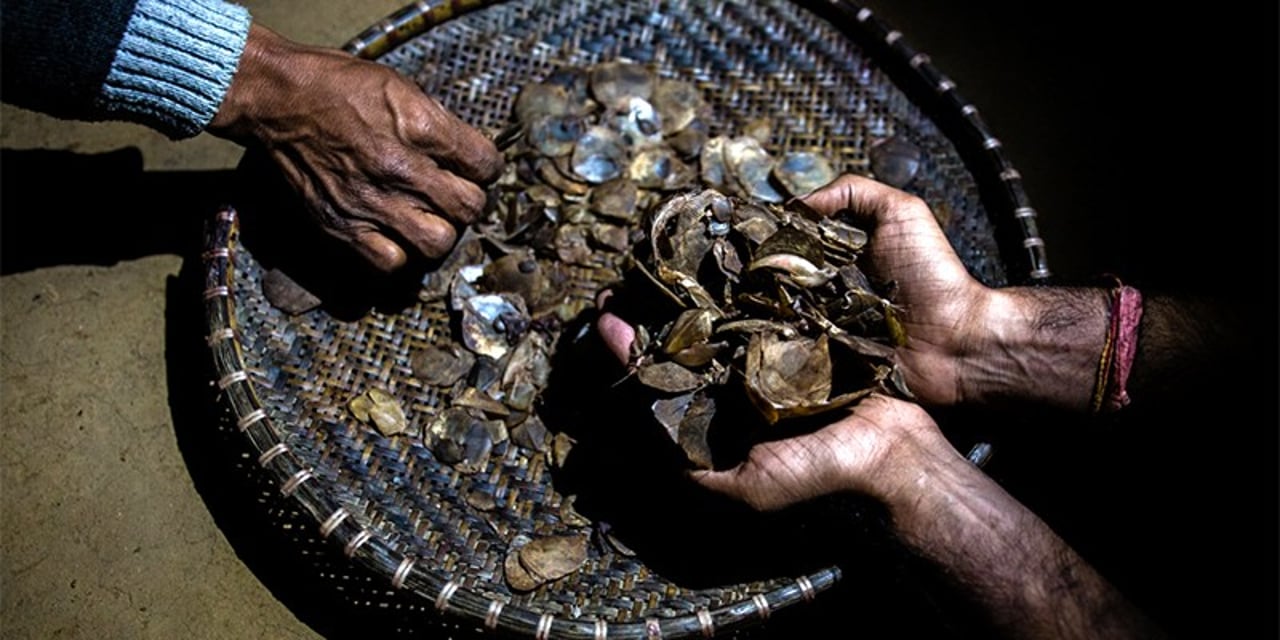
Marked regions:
[208,25,503,272]
[596,293,950,511]
[801,175,993,406]
[596,298,1163,639]
[691,394,949,511]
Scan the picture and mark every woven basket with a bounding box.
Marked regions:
[201,1,1050,638]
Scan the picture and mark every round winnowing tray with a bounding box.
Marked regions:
[202,1,1050,638]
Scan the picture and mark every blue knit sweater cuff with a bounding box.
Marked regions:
[95,0,251,139]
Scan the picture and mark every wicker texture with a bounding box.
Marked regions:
[203,1,1050,637]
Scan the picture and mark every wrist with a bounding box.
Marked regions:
[207,23,314,142]
[830,397,968,510]
[958,286,1109,411]
[869,429,978,535]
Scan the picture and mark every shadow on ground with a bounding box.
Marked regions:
[0,148,226,274]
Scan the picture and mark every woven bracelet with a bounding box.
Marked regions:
[1090,278,1143,413]
[1103,285,1143,411]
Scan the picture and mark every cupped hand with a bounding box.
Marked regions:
[596,292,954,512]
[691,394,949,511]
[209,25,503,272]
[801,175,994,406]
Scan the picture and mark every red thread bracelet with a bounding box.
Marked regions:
[1103,285,1143,411]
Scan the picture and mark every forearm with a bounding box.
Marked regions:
[882,451,1165,639]
[1126,292,1249,407]
[958,285,1250,413]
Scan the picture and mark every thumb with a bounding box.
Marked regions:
[596,311,635,365]
[690,465,780,511]
[595,289,636,365]
[688,435,837,512]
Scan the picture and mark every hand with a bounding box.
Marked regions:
[599,293,1163,637]
[801,175,994,406]
[596,291,954,511]
[807,175,1125,411]
[208,25,503,272]
[692,394,953,511]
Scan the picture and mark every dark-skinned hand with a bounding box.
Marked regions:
[209,24,503,272]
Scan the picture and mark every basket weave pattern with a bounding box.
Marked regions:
[203,1,1047,637]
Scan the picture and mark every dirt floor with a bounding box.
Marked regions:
[0,3,409,638]
[2,2,1275,639]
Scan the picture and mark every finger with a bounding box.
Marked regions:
[409,93,505,184]
[690,464,795,513]
[377,196,459,260]
[597,311,636,365]
[689,436,834,512]
[689,467,752,502]
[351,227,408,273]
[411,167,489,226]
[801,173,925,226]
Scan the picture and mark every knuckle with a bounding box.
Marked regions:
[422,175,486,225]
[832,173,864,189]
[372,148,417,183]
[890,193,929,222]
[469,139,505,183]
[894,192,927,212]
[445,126,503,182]
[407,108,438,142]
[454,185,487,223]
[829,173,868,195]
[312,201,363,236]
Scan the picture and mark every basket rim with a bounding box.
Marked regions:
[205,1,1051,637]
[343,0,1052,284]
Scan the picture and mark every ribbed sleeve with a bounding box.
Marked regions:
[94,0,251,139]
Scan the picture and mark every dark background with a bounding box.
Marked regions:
[843,1,1279,638]
[868,1,1278,294]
